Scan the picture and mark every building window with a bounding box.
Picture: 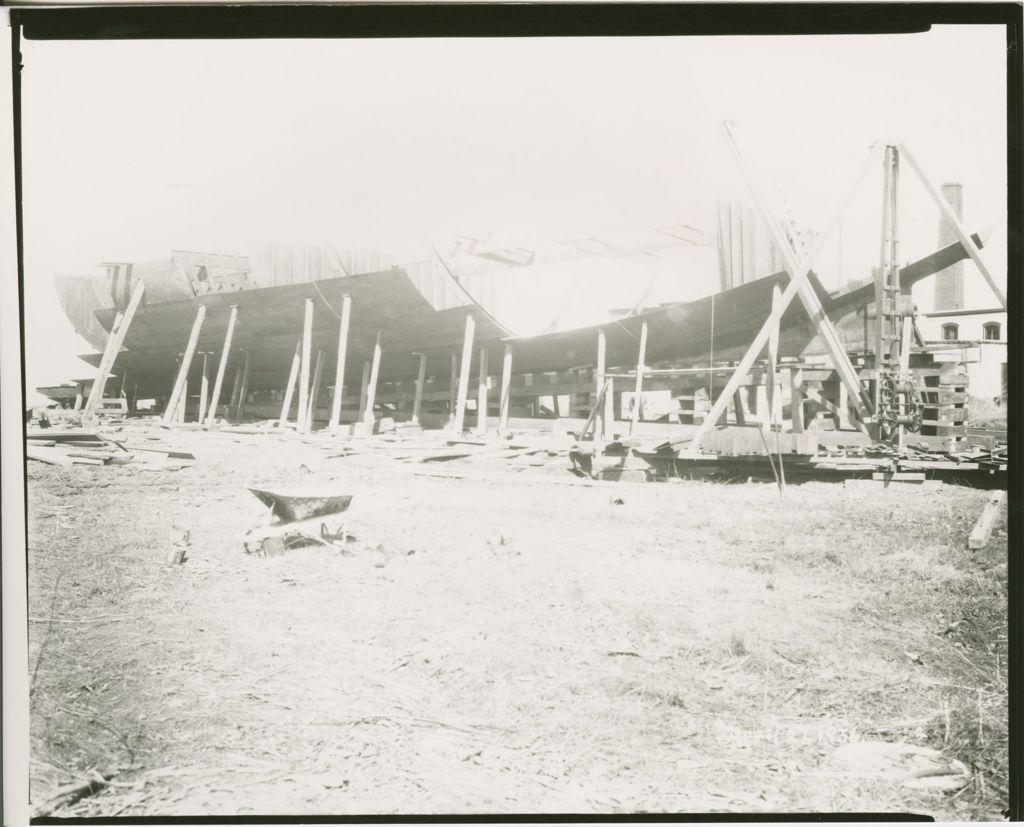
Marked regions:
[983,322,1001,341]
[942,323,959,341]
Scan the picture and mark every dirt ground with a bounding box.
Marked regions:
[25,423,1008,818]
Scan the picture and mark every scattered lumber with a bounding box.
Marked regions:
[26,446,77,466]
[26,430,195,469]
[968,490,1006,550]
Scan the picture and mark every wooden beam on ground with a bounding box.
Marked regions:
[412,352,428,424]
[629,321,648,436]
[161,303,207,425]
[278,339,302,429]
[83,279,146,422]
[499,343,513,433]
[328,293,352,432]
[453,314,475,434]
[297,299,314,432]
[306,349,324,431]
[363,330,382,427]
[968,490,1006,550]
[205,304,238,426]
[899,142,1006,309]
[476,347,489,434]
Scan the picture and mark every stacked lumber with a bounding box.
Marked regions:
[918,367,969,438]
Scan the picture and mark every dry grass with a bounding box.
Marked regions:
[966,396,1007,430]
[25,424,1008,818]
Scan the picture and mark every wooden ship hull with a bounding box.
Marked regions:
[51,234,984,422]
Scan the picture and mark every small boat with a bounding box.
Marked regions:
[249,489,353,523]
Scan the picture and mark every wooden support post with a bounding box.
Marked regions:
[235,350,251,422]
[328,294,352,432]
[750,385,766,424]
[837,381,850,429]
[790,367,805,433]
[162,303,207,425]
[278,339,302,428]
[359,361,370,418]
[476,347,489,434]
[898,143,1006,309]
[449,352,458,415]
[412,353,428,424]
[453,314,475,433]
[297,299,314,432]
[363,330,382,427]
[177,380,188,423]
[767,284,781,427]
[228,365,243,414]
[899,315,913,374]
[205,304,238,426]
[83,280,146,422]
[733,390,748,426]
[499,344,513,433]
[629,321,648,435]
[306,349,324,431]
[596,330,607,442]
[898,314,914,450]
[197,353,210,424]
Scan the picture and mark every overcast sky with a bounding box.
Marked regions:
[20,25,1008,391]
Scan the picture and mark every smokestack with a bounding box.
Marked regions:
[933,182,964,311]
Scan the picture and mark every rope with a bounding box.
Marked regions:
[757,425,783,495]
[312,280,344,322]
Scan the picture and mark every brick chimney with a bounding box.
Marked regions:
[933,182,964,310]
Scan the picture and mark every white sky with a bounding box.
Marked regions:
[19,25,1008,390]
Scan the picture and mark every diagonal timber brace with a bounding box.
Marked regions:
[684,132,884,453]
[721,121,874,422]
[898,143,1006,309]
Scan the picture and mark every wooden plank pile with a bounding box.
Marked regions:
[26,430,195,470]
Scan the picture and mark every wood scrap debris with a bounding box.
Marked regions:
[26,429,194,469]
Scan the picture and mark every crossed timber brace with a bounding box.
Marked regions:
[688,125,1002,454]
[685,126,882,453]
